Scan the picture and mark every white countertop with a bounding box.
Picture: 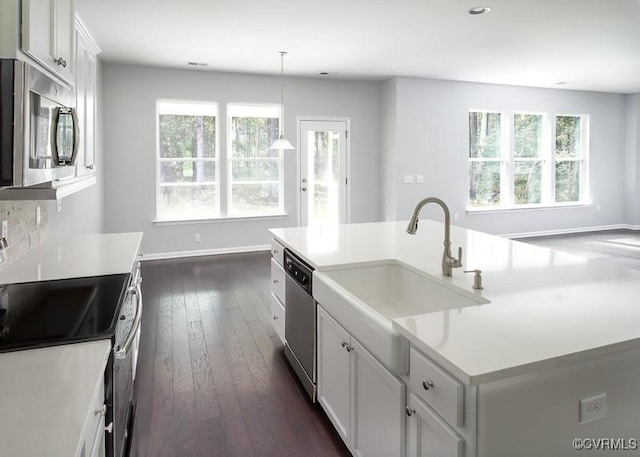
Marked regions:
[0,232,143,284]
[0,340,111,457]
[270,221,640,385]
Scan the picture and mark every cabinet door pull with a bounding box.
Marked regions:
[54,57,67,68]
[422,380,434,391]
[341,340,348,348]
[273,279,278,284]
[405,406,416,416]
[94,404,107,416]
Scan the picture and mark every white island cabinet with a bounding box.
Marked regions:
[269,238,286,344]
[270,221,640,457]
[318,305,405,457]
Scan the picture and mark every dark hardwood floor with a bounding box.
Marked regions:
[131,251,350,457]
[519,228,640,270]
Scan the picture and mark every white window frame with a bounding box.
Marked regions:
[226,103,284,217]
[155,100,219,222]
[468,110,590,212]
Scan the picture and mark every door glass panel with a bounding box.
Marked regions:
[307,130,341,225]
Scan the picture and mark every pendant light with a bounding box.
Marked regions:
[269,51,295,150]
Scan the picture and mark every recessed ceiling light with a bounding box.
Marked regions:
[467,6,491,15]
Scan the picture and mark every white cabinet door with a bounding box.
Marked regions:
[22,0,75,83]
[317,305,352,445]
[407,393,464,457]
[352,339,405,457]
[75,18,99,177]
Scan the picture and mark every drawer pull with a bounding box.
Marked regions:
[273,315,278,320]
[405,406,416,417]
[422,380,434,391]
[341,341,348,348]
[273,279,279,284]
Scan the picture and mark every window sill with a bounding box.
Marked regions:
[153,213,289,225]
[467,203,592,214]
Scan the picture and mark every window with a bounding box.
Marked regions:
[156,100,218,220]
[468,111,589,210]
[227,104,283,216]
[156,101,284,221]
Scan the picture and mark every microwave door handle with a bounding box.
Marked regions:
[115,284,143,360]
[69,107,80,166]
[51,107,61,165]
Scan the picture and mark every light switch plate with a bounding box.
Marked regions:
[403,175,414,184]
[416,175,424,183]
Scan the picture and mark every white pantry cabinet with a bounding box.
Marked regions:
[317,305,405,457]
[74,16,100,178]
[22,0,75,83]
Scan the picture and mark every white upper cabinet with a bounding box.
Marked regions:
[74,16,100,178]
[21,0,75,84]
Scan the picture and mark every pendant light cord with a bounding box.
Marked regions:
[279,51,286,139]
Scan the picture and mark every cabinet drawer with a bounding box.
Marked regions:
[271,238,285,266]
[409,347,464,426]
[271,259,285,304]
[270,293,285,344]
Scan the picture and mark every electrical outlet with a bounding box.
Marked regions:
[403,175,414,184]
[453,212,459,222]
[36,206,41,227]
[194,233,201,243]
[579,393,607,424]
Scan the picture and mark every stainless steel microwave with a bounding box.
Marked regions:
[0,59,79,188]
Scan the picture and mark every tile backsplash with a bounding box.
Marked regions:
[0,201,48,270]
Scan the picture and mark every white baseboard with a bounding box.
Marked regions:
[140,244,270,261]
[504,224,634,239]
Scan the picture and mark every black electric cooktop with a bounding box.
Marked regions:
[0,274,129,353]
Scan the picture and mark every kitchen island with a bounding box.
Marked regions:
[270,221,640,457]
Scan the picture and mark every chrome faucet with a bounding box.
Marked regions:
[406,197,463,277]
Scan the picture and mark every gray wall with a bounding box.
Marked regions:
[382,77,629,235]
[101,63,381,256]
[625,94,640,226]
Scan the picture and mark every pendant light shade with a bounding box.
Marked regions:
[269,51,295,150]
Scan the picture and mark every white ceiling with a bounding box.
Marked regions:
[76,0,640,94]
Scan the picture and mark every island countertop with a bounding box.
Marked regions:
[269,221,640,385]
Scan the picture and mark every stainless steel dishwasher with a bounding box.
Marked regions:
[283,249,317,401]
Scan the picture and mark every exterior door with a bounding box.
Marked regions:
[299,119,349,226]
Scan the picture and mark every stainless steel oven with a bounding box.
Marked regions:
[283,249,317,401]
[0,59,79,188]
[107,262,142,457]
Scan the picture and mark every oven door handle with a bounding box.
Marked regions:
[115,283,143,360]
